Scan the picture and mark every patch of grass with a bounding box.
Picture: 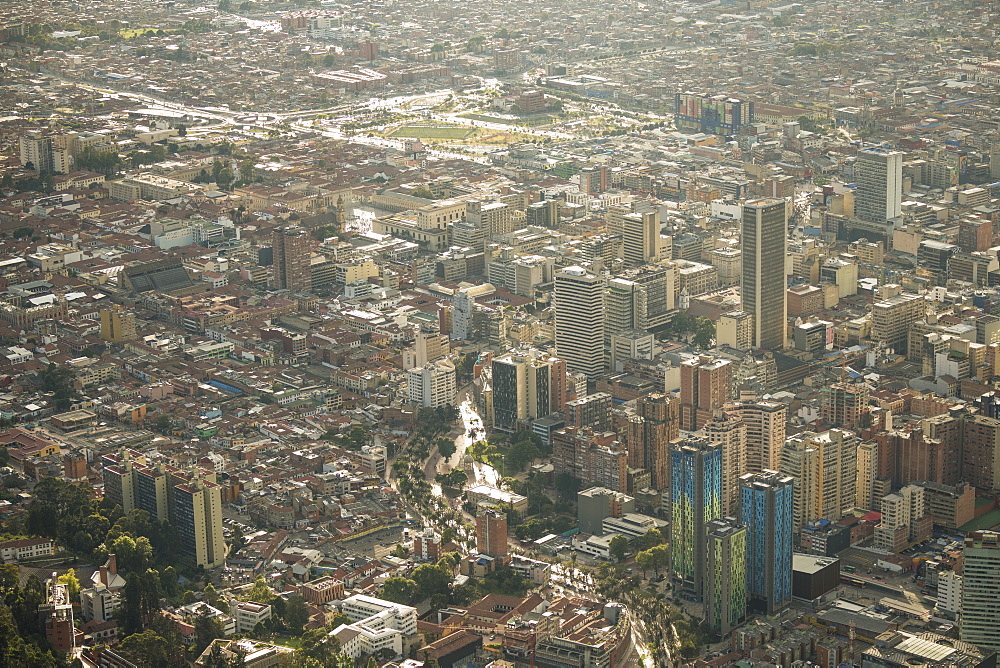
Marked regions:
[460,112,554,127]
[271,635,304,650]
[389,124,475,140]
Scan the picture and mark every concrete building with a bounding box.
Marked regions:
[780,429,858,533]
[407,359,457,408]
[577,487,635,535]
[272,225,311,291]
[680,355,733,431]
[703,410,747,517]
[670,437,722,599]
[961,531,1000,651]
[490,353,566,432]
[727,401,786,474]
[476,507,508,558]
[705,518,747,635]
[872,292,925,355]
[554,266,605,379]
[855,148,903,224]
[717,311,753,350]
[741,199,788,349]
[740,471,794,615]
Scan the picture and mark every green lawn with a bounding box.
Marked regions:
[960,508,1000,533]
[271,635,304,650]
[389,125,475,140]
[460,112,554,127]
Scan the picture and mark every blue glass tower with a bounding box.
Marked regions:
[739,471,794,615]
[669,437,722,599]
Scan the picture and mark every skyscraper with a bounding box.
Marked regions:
[604,278,646,344]
[272,225,311,291]
[741,199,787,350]
[172,475,227,569]
[490,353,565,432]
[680,355,733,431]
[740,471,794,615]
[703,410,747,517]
[624,393,680,491]
[670,437,722,599]
[705,518,747,635]
[855,148,903,224]
[619,211,659,268]
[961,531,1000,651]
[728,400,786,474]
[554,266,605,380]
[780,428,858,532]
[476,507,508,558]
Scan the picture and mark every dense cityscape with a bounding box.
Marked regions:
[2,0,1000,666]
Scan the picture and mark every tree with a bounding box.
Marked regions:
[437,438,456,460]
[635,549,655,577]
[119,630,170,668]
[194,611,226,655]
[57,569,81,603]
[411,186,435,199]
[609,535,629,563]
[411,563,451,600]
[283,594,310,635]
[243,576,276,604]
[380,576,418,604]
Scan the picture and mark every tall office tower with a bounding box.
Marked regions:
[272,225,312,291]
[739,471,794,615]
[705,518,747,635]
[629,393,680,491]
[871,292,924,356]
[741,199,788,350]
[19,134,54,173]
[961,531,1000,651]
[172,474,227,568]
[100,306,137,343]
[554,266,605,380]
[728,401,786,474]
[565,392,613,432]
[961,414,1000,491]
[703,410,747,517]
[874,484,933,553]
[680,355,733,431]
[452,283,494,341]
[822,382,871,430]
[407,359,457,408]
[491,353,566,432]
[856,440,878,510]
[780,428,859,532]
[476,507,509,558]
[854,148,903,223]
[604,278,646,344]
[625,263,678,329]
[619,212,659,268]
[669,437,722,598]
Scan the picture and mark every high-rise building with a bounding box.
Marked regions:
[272,225,311,291]
[822,382,871,430]
[554,266,605,379]
[780,429,858,532]
[680,355,733,431]
[20,133,54,173]
[408,359,457,409]
[624,263,678,329]
[703,410,747,517]
[728,401,786,474]
[616,212,659,268]
[856,440,877,510]
[961,531,1000,651]
[874,485,933,553]
[134,462,169,522]
[674,93,754,135]
[855,148,903,224]
[172,475,227,569]
[872,292,925,355]
[741,199,788,350]
[100,306,137,343]
[705,518,747,635]
[961,414,1000,491]
[621,394,681,492]
[452,283,495,341]
[565,392,613,432]
[476,507,508,558]
[604,278,646,344]
[740,471,794,615]
[490,353,566,432]
[551,427,628,492]
[669,437,722,598]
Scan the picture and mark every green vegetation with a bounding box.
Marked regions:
[459,112,554,127]
[389,124,476,140]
